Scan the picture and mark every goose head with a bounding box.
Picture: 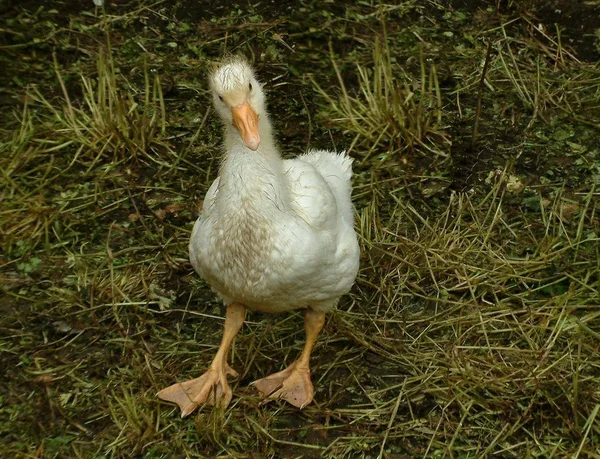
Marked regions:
[210,57,265,151]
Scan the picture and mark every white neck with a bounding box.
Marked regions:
[216,113,289,212]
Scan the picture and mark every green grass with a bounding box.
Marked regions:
[313,35,450,165]
[1,0,600,457]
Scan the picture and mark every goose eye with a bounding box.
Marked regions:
[249,82,253,91]
[218,95,223,102]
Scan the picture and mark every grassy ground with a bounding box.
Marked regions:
[1,0,600,457]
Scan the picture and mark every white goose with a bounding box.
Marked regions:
[158,57,360,417]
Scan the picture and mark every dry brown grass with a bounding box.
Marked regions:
[314,36,450,166]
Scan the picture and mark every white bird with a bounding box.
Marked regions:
[157,57,360,417]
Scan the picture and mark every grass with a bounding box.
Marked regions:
[353,179,599,455]
[1,0,600,457]
[313,35,450,165]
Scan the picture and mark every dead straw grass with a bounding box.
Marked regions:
[314,35,451,166]
[342,173,600,456]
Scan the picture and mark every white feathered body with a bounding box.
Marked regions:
[189,146,359,313]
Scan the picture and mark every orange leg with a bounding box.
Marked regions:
[253,308,325,408]
[157,302,246,417]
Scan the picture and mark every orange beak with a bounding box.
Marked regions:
[231,103,260,151]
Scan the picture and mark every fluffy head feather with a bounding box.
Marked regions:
[208,56,267,131]
[210,56,254,93]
